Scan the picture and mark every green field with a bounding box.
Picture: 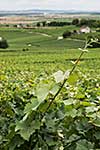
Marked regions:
[0,27,100,75]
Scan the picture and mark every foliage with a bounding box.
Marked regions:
[42,21,46,27]
[62,30,72,38]
[47,21,71,26]
[0,39,100,149]
[36,22,41,27]
[37,19,100,28]
[0,66,100,150]
[0,27,100,149]
[72,18,79,25]
[96,28,100,32]
[76,19,100,28]
[79,19,89,26]
[0,37,9,49]
[87,36,100,48]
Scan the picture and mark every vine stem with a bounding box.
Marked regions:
[42,40,89,118]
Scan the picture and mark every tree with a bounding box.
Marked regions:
[0,37,9,49]
[37,22,41,27]
[42,21,46,27]
[79,19,88,26]
[13,24,17,28]
[62,31,71,38]
[72,18,79,25]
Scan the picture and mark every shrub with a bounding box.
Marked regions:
[62,30,72,38]
[80,19,89,26]
[72,18,79,25]
[42,21,46,27]
[0,37,9,49]
[36,22,41,27]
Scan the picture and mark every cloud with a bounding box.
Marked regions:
[0,0,100,11]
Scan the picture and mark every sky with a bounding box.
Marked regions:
[0,0,100,11]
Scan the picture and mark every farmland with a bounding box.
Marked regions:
[0,27,100,74]
[0,23,100,149]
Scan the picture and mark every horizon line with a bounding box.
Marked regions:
[0,8,100,12]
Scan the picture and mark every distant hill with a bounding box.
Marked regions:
[0,9,100,16]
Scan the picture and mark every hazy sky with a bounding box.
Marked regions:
[0,0,100,11]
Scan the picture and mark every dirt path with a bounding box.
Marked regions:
[36,32,52,37]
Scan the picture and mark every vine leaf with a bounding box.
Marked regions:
[50,84,60,95]
[67,72,78,85]
[53,70,64,83]
[24,98,40,114]
[76,139,94,150]
[15,119,41,141]
[92,118,100,127]
[36,86,49,102]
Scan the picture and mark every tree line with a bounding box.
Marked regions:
[37,19,100,28]
[37,21,71,27]
[72,18,100,27]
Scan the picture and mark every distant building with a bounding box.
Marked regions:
[15,24,23,28]
[80,26,91,33]
[0,37,3,41]
[57,36,63,40]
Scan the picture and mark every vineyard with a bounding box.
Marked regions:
[0,27,100,149]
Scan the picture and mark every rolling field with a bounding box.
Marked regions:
[0,27,100,75]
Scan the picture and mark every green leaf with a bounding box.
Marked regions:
[53,70,64,83]
[56,109,65,120]
[9,135,24,150]
[76,93,85,99]
[15,120,41,141]
[94,131,100,140]
[68,134,80,143]
[20,128,35,141]
[76,140,94,150]
[50,84,60,95]
[36,86,49,102]
[38,101,49,112]
[15,120,26,132]
[0,135,2,142]
[63,99,74,105]
[85,106,98,113]
[46,118,56,130]
[24,98,39,114]
[45,136,58,146]
[65,106,77,118]
[80,101,94,107]
[86,113,96,119]
[67,72,78,85]
[92,118,100,127]
[59,146,64,150]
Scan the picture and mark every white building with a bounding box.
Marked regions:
[57,36,63,40]
[0,37,3,41]
[80,26,91,33]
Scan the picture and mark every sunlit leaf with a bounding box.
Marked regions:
[53,70,64,83]
[36,86,49,102]
[50,84,60,95]
[67,72,78,85]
